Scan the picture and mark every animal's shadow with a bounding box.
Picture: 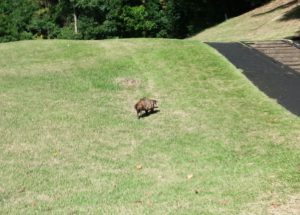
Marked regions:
[139,110,160,119]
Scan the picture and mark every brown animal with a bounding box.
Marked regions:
[134,98,158,118]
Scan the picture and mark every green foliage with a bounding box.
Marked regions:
[121,6,156,37]
[0,0,271,42]
[0,0,36,42]
[29,7,58,39]
[57,26,81,39]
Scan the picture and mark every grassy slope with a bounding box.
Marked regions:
[0,39,299,214]
[192,0,300,42]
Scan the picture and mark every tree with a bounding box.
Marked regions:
[0,0,272,42]
[0,0,37,42]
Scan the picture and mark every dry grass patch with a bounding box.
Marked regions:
[115,77,140,88]
[268,194,300,215]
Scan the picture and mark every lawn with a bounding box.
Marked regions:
[0,39,299,214]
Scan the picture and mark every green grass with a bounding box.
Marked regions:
[0,39,299,214]
[192,0,300,42]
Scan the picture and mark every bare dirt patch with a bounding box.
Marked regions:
[115,77,140,88]
[37,194,53,202]
[268,194,300,215]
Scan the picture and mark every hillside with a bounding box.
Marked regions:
[0,39,299,214]
[193,0,300,42]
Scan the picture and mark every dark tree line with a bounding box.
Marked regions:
[0,0,270,42]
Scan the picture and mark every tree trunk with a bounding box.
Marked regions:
[73,9,78,34]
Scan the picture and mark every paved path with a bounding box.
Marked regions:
[207,42,300,116]
[247,41,300,73]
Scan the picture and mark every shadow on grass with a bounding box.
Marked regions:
[280,5,300,20]
[139,110,160,119]
[285,29,300,40]
[252,0,298,17]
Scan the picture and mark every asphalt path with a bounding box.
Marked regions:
[207,42,300,116]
